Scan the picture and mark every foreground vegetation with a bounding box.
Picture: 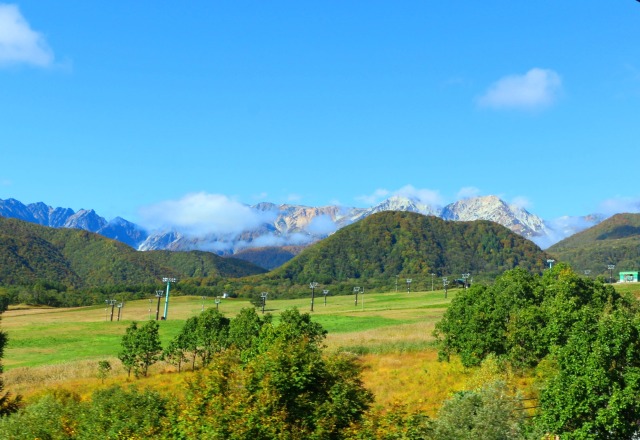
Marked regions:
[3,267,640,438]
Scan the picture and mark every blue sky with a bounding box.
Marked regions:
[1,1,639,229]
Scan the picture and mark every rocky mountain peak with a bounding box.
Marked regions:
[441,196,547,239]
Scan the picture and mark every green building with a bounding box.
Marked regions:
[619,271,639,283]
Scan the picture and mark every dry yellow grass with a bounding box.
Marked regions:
[359,350,467,416]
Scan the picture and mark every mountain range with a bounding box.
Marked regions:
[0,195,602,264]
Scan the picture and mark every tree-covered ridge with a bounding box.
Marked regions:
[0,217,266,288]
[270,211,550,284]
[547,213,640,273]
[232,246,301,270]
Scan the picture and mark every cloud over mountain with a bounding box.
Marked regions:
[138,192,276,236]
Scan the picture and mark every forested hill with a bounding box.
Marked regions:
[547,213,640,273]
[0,217,266,288]
[269,211,550,284]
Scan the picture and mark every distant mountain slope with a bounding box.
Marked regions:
[547,213,640,274]
[232,246,306,270]
[268,211,551,284]
[0,217,265,287]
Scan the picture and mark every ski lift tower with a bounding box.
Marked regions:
[162,277,176,320]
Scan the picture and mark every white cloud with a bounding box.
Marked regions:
[307,214,337,236]
[246,232,315,248]
[251,192,268,201]
[456,186,481,200]
[477,68,562,110]
[138,192,275,236]
[598,196,640,215]
[510,196,532,210]
[356,185,444,207]
[356,188,390,205]
[395,185,444,206]
[0,4,54,67]
[286,193,302,203]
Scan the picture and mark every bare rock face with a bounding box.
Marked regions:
[441,196,548,240]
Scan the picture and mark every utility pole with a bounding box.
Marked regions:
[155,290,163,320]
[116,302,124,321]
[309,282,318,312]
[105,299,117,322]
[608,264,615,284]
[431,273,435,291]
[462,273,470,289]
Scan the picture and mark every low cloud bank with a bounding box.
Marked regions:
[139,192,276,237]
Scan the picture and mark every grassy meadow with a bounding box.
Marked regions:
[10,280,633,415]
[3,288,472,414]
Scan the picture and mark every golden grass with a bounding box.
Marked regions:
[359,350,467,417]
[326,319,437,353]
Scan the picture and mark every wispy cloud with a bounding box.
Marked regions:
[306,214,337,236]
[286,193,302,203]
[251,192,268,201]
[138,192,275,236]
[395,185,443,206]
[0,4,54,67]
[357,185,443,207]
[510,196,532,210]
[356,188,390,205]
[598,196,640,215]
[477,68,562,110]
[456,186,481,200]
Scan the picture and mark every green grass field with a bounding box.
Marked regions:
[2,288,454,370]
[2,288,459,411]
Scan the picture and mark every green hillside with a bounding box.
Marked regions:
[547,213,640,274]
[268,211,550,284]
[0,217,266,288]
[232,245,303,270]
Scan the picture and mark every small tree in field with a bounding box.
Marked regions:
[97,361,112,383]
[118,321,162,378]
[136,320,162,377]
[118,322,138,378]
